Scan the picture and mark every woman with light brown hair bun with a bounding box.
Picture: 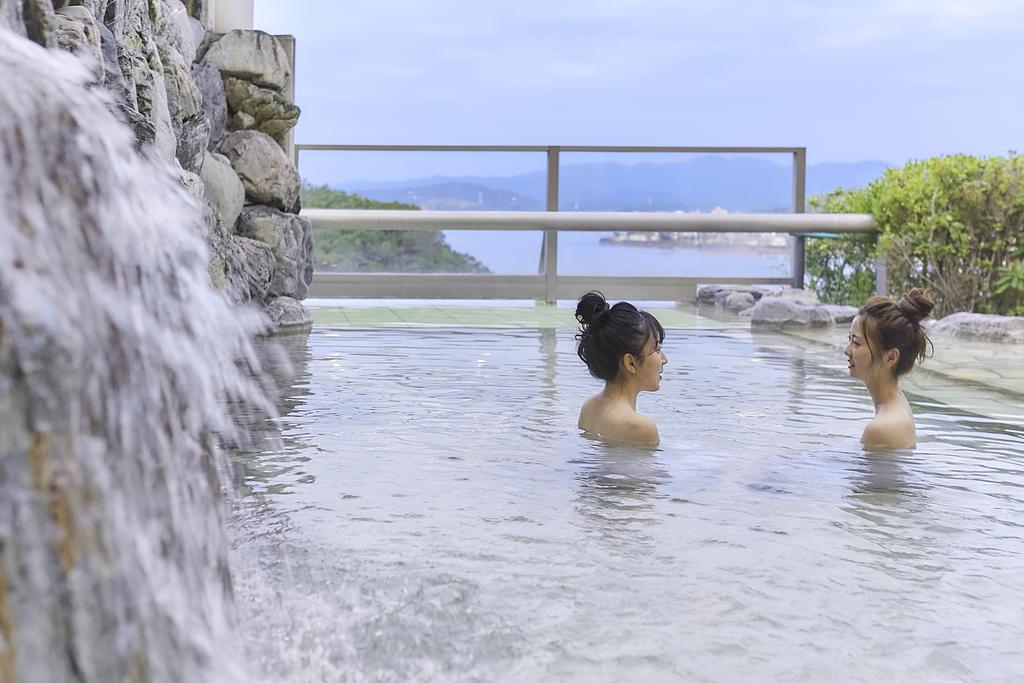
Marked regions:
[843,288,935,449]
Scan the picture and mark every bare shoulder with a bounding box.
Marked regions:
[616,413,660,445]
[861,414,915,450]
[577,393,603,430]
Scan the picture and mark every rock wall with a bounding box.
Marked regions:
[0,0,314,331]
[1,24,279,679]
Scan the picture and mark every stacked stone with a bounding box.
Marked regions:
[198,28,312,331]
[0,0,313,332]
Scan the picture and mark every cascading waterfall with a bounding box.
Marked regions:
[0,28,272,682]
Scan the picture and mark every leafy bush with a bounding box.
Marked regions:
[806,188,879,305]
[996,260,1024,315]
[810,154,1024,316]
[301,184,489,273]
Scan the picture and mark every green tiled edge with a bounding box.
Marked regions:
[310,305,736,330]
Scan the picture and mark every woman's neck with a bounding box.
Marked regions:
[602,377,639,410]
[866,372,901,411]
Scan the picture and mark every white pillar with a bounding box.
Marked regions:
[213,0,254,32]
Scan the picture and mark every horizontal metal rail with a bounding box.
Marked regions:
[302,210,876,301]
[302,209,876,233]
[295,144,805,154]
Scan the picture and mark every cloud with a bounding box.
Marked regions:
[256,0,1024,162]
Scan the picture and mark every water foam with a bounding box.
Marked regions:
[0,28,272,682]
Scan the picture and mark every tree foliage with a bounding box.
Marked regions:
[301,185,489,273]
[809,154,1024,316]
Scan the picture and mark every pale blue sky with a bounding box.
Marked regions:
[254,0,1022,176]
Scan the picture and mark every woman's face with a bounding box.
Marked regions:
[844,315,877,383]
[636,337,668,392]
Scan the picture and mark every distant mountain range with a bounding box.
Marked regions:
[340,157,889,213]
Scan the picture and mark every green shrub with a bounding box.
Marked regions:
[301,184,489,273]
[806,189,879,306]
[810,154,1024,316]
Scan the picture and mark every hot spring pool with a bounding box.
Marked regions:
[230,325,1024,681]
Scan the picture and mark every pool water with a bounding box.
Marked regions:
[230,326,1024,682]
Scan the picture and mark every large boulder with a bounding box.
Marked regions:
[749,297,833,329]
[223,75,300,145]
[182,0,213,29]
[236,205,314,299]
[97,22,128,94]
[17,0,57,47]
[821,304,859,324]
[160,44,202,126]
[218,130,300,211]
[764,287,820,305]
[199,150,245,231]
[926,313,1024,343]
[156,0,198,65]
[265,296,313,333]
[192,58,228,148]
[175,114,210,173]
[52,5,102,78]
[201,29,291,91]
[724,291,756,313]
[224,235,275,303]
[116,0,177,159]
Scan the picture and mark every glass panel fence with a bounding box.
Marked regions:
[299,149,547,275]
[555,151,795,277]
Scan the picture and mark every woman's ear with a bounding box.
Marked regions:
[622,353,639,375]
[884,347,900,369]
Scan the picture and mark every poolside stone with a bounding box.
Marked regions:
[201,29,291,91]
[199,150,245,231]
[822,304,859,324]
[749,297,833,328]
[725,291,756,313]
[765,287,820,305]
[697,284,769,306]
[218,129,300,211]
[926,313,1024,343]
[236,205,314,299]
[265,296,312,332]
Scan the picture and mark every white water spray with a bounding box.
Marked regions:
[0,28,271,682]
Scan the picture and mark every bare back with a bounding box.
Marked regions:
[861,393,916,450]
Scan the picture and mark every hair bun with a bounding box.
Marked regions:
[575,291,610,326]
[897,288,935,323]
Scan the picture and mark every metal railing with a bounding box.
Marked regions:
[295,145,879,302]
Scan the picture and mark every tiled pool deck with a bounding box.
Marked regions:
[310,302,736,331]
[307,301,1024,417]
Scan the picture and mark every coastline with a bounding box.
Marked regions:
[599,232,792,252]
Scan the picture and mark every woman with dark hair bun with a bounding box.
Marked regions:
[575,291,667,444]
[844,288,935,449]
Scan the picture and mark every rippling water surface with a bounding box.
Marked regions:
[230,327,1024,682]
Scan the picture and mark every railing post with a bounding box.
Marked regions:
[542,146,560,304]
[791,147,807,289]
[875,246,888,296]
